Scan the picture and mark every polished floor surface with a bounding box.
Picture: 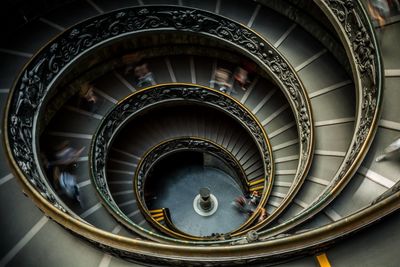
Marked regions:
[148,165,247,236]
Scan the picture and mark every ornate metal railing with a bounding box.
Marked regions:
[2,2,389,266]
[91,83,273,241]
[133,137,254,239]
[4,5,314,232]
[135,137,249,196]
[255,0,385,239]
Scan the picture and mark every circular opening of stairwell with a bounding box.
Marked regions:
[145,150,248,237]
[104,97,270,239]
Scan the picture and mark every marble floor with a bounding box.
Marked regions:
[147,163,248,236]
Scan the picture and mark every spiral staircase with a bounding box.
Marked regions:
[1,0,400,266]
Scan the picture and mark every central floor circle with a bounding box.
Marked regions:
[193,193,218,216]
[145,151,248,237]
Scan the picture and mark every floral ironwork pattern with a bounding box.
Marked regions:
[309,0,381,217]
[132,137,250,238]
[6,6,312,217]
[135,137,248,197]
[3,2,385,265]
[91,84,273,238]
[257,0,383,238]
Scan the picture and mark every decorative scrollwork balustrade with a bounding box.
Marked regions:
[4,5,313,225]
[2,2,389,266]
[91,83,273,241]
[255,0,385,238]
[133,137,257,239]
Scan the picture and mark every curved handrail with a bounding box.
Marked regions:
[91,83,273,242]
[159,208,188,236]
[2,2,387,265]
[136,137,250,195]
[132,137,256,240]
[148,208,191,238]
[256,0,384,239]
[4,5,314,232]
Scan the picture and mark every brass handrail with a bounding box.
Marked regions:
[132,136,258,240]
[255,0,385,238]
[2,2,386,265]
[92,84,273,242]
[5,6,315,233]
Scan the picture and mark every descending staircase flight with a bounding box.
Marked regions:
[0,0,399,266]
